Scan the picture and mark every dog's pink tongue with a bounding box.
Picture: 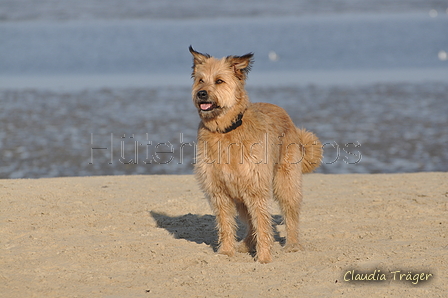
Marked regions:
[200,103,213,110]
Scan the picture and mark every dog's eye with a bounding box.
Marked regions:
[215,79,224,84]
[199,79,204,83]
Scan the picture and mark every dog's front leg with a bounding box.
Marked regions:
[245,195,274,263]
[211,195,237,257]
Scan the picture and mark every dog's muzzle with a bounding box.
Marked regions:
[196,90,216,111]
[197,90,208,100]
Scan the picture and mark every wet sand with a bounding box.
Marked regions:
[1,83,448,178]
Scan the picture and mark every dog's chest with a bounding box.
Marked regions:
[195,130,276,199]
[196,131,272,166]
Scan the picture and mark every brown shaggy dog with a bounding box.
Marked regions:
[189,46,322,263]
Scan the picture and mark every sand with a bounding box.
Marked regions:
[1,173,447,297]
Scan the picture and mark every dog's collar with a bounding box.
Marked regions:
[222,113,244,133]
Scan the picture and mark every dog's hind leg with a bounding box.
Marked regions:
[274,163,303,252]
[236,202,256,253]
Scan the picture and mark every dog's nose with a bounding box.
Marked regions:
[197,90,208,100]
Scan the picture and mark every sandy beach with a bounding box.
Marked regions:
[1,173,447,297]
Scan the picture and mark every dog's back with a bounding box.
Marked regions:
[249,102,322,173]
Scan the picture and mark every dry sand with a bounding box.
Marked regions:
[1,173,447,297]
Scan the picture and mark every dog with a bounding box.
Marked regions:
[189,46,322,263]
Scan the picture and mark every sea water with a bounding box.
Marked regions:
[0,2,447,178]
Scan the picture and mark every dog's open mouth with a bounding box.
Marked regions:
[199,102,216,111]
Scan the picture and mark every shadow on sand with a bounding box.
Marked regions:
[150,211,284,252]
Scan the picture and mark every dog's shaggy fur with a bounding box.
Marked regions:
[190,46,322,263]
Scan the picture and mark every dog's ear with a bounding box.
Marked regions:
[189,46,210,71]
[226,53,254,81]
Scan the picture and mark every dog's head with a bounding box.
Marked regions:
[189,46,253,120]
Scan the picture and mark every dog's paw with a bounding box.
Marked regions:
[218,248,235,257]
[237,239,255,253]
[256,252,272,264]
[283,243,303,253]
[237,241,250,253]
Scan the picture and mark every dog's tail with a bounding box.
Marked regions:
[297,128,323,173]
